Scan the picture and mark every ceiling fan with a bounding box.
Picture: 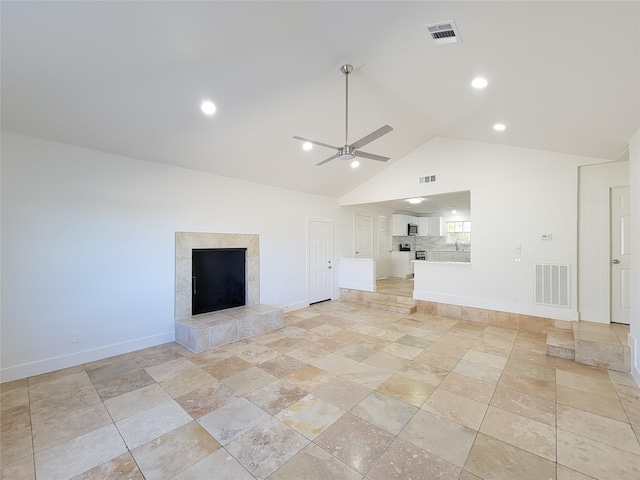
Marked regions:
[293,64,393,166]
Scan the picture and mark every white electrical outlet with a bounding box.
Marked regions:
[71,331,80,343]
[541,233,553,240]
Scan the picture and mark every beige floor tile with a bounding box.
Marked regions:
[171,449,253,480]
[555,358,611,380]
[376,372,436,407]
[93,369,156,401]
[34,424,127,480]
[368,437,461,480]
[341,363,394,389]
[508,347,557,367]
[616,383,640,425]
[382,342,424,360]
[115,399,191,449]
[557,404,640,454]
[412,350,460,370]
[462,350,508,370]
[268,442,362,480]
[397,361,448,388]
[197,397,270,445]
[258,354,307,378]
[315,412,395,475]
[556,384,628,422]
[351,391,418,435]
[29,371,94,403]
[335,343,377,362]
[479,406,556,461]
[498,371,555,401]
[422,389,488,430]
[399,409,477,468]
[131,421,220,480]
[0,425,33,465]
[556,464,597,480]
[201,356,253,379]
[557,429,640,480]
[438,372,496,404]
[312,376,372,411]
[556,370,618,398]
[28,366,86,388]
[32,402,112,453]
[228,342,280,365]
[504,358,556,382]
[245,379,307,415]
[311,353,359,375]
[0,454,35,480]
[159,367,218,398]
[130,344,185,369]
[427,341,468,359]
[175,382,241,419]
[86,358,142,385]
[144,357,197,383]
[103,383,172,422]
[1,384,29,411]
[225,417,308,479]
[72,452,143,480]
[1,403,30,433]
[276,394,345,439]
[282,364,335,392]
[363,351,409,372]
[221,366,278,395]
[440,332,477,349]
[452,360,502,383]
[287,345,332,363]
[465,433,556,480]
[490,385,556,426]
[188,347,233,368]
[29,385,101,425]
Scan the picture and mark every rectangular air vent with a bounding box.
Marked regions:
[419,175,437,184]
[425,20,462,45]
[534,264,570,308]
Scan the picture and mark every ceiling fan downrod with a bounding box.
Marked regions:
[341,64,353,146]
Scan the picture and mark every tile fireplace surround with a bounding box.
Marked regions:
[174,232,283,352]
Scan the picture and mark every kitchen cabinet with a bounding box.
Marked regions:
[418,217,430,236]
[391,251,414,277]
[426,251,470,262]
[392,214,418,236]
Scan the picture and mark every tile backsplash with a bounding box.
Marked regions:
[393,235,469,253]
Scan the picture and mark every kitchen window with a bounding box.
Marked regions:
[447,221,471,244]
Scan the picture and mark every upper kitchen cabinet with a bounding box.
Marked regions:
[392,214,418,236]
[418,216,442,236]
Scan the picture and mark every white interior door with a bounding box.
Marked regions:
[377,215,391,278]
[611,186,630,324]
[354,214,373,258]
[309,220,332,304]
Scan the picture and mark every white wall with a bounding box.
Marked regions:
[629,129,640,384]
[578,161,629,323]
[341,137,611,321]
[0,132,344,381]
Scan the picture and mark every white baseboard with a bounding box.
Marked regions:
[0,332,175,383]
[413,290,579,322]
[282,300,309,312]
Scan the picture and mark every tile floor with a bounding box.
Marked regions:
[2,300,639,480]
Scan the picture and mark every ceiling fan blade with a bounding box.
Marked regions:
[355,150,390,162]
[315,153,340,166]
[349,125,393,149]
[292,136,340,151]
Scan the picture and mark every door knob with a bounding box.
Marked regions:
[612,259,620,264]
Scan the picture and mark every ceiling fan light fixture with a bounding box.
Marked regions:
[407,197,424,204]
[302,142,313,151]
[351,159,360,168]
[471,77,488,89]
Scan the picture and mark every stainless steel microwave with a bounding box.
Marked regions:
[408,223,418,236]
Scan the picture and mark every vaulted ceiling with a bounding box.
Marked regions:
[2,1,638,197]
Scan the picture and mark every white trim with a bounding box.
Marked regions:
[307,218,334,304]
[413,290,579,321]
[0,332,174,383]
[353,212,373,258]
[282,300,310,313]
[630,333,640,386]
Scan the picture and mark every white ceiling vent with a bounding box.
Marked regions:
[419,175,436,184]
[425,20,462,45]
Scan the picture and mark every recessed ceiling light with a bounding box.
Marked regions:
[200,101,216,116]
[471,77,488,89]
[302,142,313,151]
[350,160,360,168]
[407,198,424,204]
[493,123,506,131]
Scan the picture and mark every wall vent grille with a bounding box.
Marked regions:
[534,264,570,308]
[425,20,462,45]
[419,175,437,184]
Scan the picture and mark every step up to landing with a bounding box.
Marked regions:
[366,300,417,315]
[175,304,283,353]
[546,321,630,373]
